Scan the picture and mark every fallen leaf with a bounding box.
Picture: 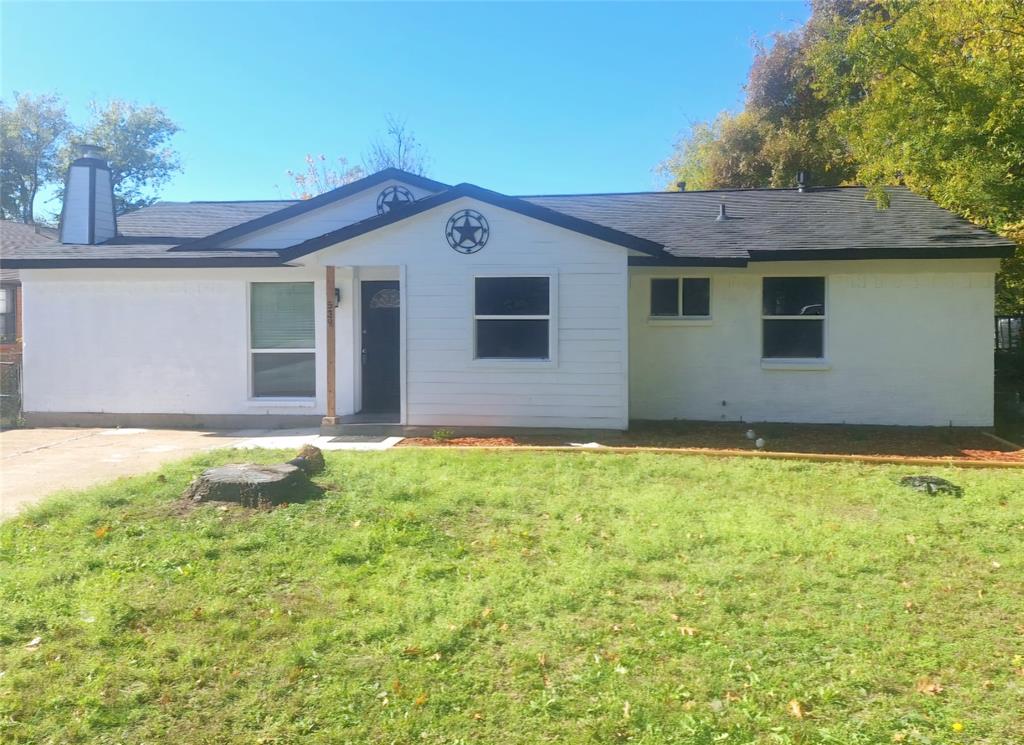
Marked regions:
[391,679,402,694]
[916,676,943,695]
[678,626,699,637]
[94,526,110,539]
[24,636,42,649]
[430,652,441,661]
[414,693,428,706]
[905,534,916,544]
[787,699,805,718]
[472,712,483,720]
[537,653,548,668]
[481,607,493,619]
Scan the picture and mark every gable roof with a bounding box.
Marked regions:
[274,182,666,261]
[1,175,1015,269]
[177,168,449,250]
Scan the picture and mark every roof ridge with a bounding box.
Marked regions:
[519,185,885,198]
[187,199,297,204]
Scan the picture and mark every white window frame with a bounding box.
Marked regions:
[647,276,713,325]
[760,275,829,369]
[247,281,317,401]
[470,271,558,367]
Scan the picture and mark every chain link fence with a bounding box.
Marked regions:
[1,359,22,427]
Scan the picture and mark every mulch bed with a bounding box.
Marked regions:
[397,421,1024,462]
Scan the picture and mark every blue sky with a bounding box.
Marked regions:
[2,1,808,206]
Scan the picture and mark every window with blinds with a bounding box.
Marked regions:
[249,282,315,397]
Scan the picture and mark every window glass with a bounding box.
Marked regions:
[763,320,825,358]
[250,282,315,397]
[681,278,711,316]
[476,319,549,359]
[762,277,824,316]
[475,277,549,316]
[252,353,316,397]
[650,279,679,316]
[251,282,315,348]
[0,288,12,344]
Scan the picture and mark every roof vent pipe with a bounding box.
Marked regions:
[715,203,728,222]
[676,180,686,191]
[797,170,808,193]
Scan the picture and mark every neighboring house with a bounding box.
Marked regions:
[2,147,1015,431]
[0,220,57,362]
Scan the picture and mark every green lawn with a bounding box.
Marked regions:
[1,450,1022,744]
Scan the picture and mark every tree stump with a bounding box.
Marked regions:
[183,463,313,508]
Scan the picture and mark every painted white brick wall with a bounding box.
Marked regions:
[21,267,327,417]
[628,259,999,426]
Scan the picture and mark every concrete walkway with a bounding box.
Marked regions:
[0,427,401,519]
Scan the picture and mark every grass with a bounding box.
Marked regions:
[1,450,1022,744]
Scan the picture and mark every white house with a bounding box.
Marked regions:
[2,149,1014,432]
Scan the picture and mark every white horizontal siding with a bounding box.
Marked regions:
[320,196,630,429]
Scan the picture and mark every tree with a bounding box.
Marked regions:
[810,0,1024,311]
[284,154,365,200]
[283,115,431,199]
[0,93,72,223]
[1,95,182,221]
[363,114,428,175]
[658,0,1024,311]
[658,1,858,191]
[69,99,183,213]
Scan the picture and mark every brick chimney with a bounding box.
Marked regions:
[59,144,116,244]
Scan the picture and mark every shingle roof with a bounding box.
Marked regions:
[523,186,1015,262]
[117,200,295,239]
[3,237,284,268]
[1,178,1014,269]
[0,221,58,281]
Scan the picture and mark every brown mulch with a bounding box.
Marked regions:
[397,422,1024,463]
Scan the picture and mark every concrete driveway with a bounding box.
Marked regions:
[0,427,400,519]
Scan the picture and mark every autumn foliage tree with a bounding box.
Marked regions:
[284,115,429,200]
[660,0,1024,311]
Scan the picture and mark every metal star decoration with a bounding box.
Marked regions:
[376,185,415,215]
[445,209,490,253]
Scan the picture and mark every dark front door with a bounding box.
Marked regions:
[360,280,400,413]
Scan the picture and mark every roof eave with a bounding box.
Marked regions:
[3,256,289,269]
[747,246,1015,261]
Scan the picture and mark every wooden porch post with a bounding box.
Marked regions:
[322,266,337,426]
